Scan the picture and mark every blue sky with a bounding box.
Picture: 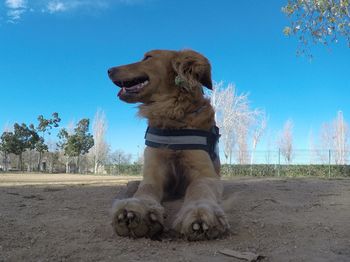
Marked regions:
[0,0,349,158]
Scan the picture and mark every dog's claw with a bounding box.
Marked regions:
[112,198,164,239]
[127,212,135,220]
[174,202,229,241]
[218,217,228,227]
[202,222,209,231]
[118,213,125,221]
[150,213,157,221]
[192,223,200,231]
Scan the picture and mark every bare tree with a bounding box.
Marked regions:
[333,111,349,164]
[308,128,317,164]
[23,149,38,172]
[318,122,333,163]
[46,139,59,173]
[91,109,109,174]
[231,92,263,164]
[210,83,264,164]
[318,111,349,164]
[109,150,132,165]
[221,85,236,163]
[210,81,226,121]
[136,145,145,165]
[211,83,235,163]
[235,116,251,165]
[264,130,273,164]
[58,120,75,173]
[251,113,267,165]
[278,119,294,164]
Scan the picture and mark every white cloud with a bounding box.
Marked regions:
[7,9,25,20]
[119,0,145,5]
[5,0,27,22]
[2,0,148,23]
[40,0,109,13]
[5,0,26,9]
[47,1,66,13]
[53,0,110,10]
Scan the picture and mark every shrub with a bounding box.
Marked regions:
[105,164,142,176]
[220,164,350,177]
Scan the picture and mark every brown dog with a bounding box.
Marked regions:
[108,49,229,241]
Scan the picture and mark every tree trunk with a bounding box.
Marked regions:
[77,155,80,174]
[37,151,42,172]
[94,160,99,174]
[19,153,23,171]
[65,160,69,173]
[48,153,54,173]
[4,153,8,171]
[250,150,255,176]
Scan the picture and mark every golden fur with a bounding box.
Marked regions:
[108,49,229,240]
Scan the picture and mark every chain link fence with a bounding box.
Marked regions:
[102,149,350,177]
[220,149,350,165]
[2,150,349,177]
[218,149,350,177]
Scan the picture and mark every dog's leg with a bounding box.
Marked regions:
[111,148,166,239]
[173,152,229,241]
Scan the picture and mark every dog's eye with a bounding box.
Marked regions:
[143,55,152,61]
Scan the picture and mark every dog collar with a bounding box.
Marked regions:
[144,126,220,161]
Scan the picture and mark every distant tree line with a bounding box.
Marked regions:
[1,90,349,174]
[0,110,137,174]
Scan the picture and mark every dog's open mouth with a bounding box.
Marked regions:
[113,76,150,97]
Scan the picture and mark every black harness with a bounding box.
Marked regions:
[144,126,220,161]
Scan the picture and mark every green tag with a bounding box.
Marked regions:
[175,75,190,91]
[175,75,185,86]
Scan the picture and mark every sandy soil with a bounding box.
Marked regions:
[0,173,349,262]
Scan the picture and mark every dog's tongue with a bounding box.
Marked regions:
[117,83,144,97]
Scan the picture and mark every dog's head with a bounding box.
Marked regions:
[108,49,212,103]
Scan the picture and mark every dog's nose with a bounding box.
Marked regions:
[108,67,119,79]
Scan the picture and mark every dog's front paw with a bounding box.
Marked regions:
[111,198,164,239]
[173,200,229,241]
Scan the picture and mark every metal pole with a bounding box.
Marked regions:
[278,148,281,177]
[328,149,331,178]
[118,154,121,175]
[250,150,253,176]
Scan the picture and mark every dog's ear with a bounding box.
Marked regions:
[172,50,212,90]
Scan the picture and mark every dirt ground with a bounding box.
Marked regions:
[0,174,349,262]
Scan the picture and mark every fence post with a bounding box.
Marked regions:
[328,149,331,178]
[118,154,121,175]
[278,148,281,177]
[250,152,253,176]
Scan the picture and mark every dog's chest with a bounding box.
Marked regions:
[163,154,190,199]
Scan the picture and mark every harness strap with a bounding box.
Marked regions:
[145,126,220,161]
